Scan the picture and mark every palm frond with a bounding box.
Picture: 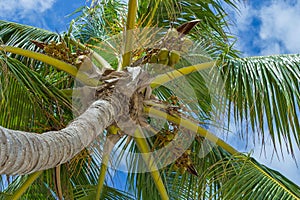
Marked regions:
[68,1,127,69]
[69,1,240,69]
[125,137,231,200]
[73,184,135,200]
[204,154,300,199]
[164,142,231,200]
[0,20,78,90]
[128,143,300,200]
[222,54,300,155]
[0,171,54,200]
[137,0,241,58]
[70,1,126,43]
[0,20,58,48]
[0,20,60,66]
[1,1,300,200]
[0,54,72,131]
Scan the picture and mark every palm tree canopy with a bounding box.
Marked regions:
[0,0,300,199]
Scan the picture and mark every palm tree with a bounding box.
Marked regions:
[1,0,300,199]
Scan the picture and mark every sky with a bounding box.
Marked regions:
[0,0,86,32]
[230,0,300,56]
[0,0,299,187]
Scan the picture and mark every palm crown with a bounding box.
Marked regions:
[0,0,300,199]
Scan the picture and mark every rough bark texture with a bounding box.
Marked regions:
[0,99,118,175]
[0,67,148,175]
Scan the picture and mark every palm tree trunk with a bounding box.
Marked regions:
[0,67,147,175]
[0,98,120,175]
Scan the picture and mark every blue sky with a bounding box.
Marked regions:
[229,0,300,56]
[0,0,86,32]
[1,0,299,186]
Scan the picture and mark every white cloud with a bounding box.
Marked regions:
[232,4,255,32]
[232,1,300,56]
[259,40,282,55]
[0,0,56,19]
[259,1,300,54]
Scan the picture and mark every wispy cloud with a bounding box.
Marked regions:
[0,0,56,17]
[259,1,300,55]
[231,0,300,56]
[0,0,56,28]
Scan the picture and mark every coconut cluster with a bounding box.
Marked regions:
[32,40,90,68]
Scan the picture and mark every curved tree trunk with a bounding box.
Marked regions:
[0,99,119,175]
[0,67,146,175]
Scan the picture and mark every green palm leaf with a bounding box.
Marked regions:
[70,1,126,43]
[1,0,300,200]
[0,54,72,131]
[137,0,241,59]
[0,20,81,87]
[73,184,135,200]
[222,54,300,154]
[204,154,300,199]
[128,142,300,199]
[0,20,60,66]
